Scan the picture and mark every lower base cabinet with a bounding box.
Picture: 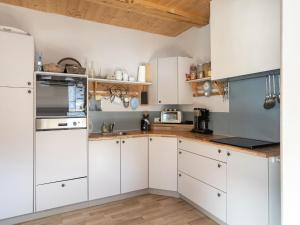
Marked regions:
[178,172,227,222]
[121,137,148,193]
[36,178,87,211]
[89,140,121,200]
[149,137,177,191]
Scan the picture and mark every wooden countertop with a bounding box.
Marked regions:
[89,130,280,158]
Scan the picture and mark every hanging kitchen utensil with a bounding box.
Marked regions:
[268,75,276,108]
[272,74,277,102]
[277,75,280,103]
[203,80,212,97]
[130,97,140,110]
[141,86,148,104]
[264,76,271,109]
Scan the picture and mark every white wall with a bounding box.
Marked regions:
[281,1,300,225]
[0,3,227,112]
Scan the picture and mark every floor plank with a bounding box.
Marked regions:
[17,194,218,225]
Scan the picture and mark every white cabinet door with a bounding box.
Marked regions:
[36,178,87,211]
[0,30,34,87]
[211,0,280,80]
[227,150,269,225]
[149,137,177,191]
[178,172,226,223]
[36,129,87,184]
[0,87,33,220]
[178,57,193,104]
[121,137,148,193]
[157,57,178,104]
[89,140,120,200]
[178,150,226,192]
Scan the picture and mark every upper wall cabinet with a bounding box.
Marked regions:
[149,57,193,105]
[210,0,280,80]
[0,30,34,87]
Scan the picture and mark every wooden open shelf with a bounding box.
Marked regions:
[88,78,150,102]
[185,77,211,83]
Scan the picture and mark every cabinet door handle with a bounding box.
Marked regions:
[61,184,66,188]
[218,164,221,168]
[158,100,162,104]
[27,90,32,94]
[227,152,231,157]
[218,149,221,154]
[179,140,182,143]
[149,138,152,141]
[178,173,182,177]
[116,141,119,144]
[122,140,125,144]
[179,151,182,154]
[27,81,31,86]
[217,193,221,197]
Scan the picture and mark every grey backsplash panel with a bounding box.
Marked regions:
[185,72,280,142]
[90,71,280,142]
[89,111,161,132]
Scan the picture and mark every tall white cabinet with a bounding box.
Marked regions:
[210,0,280,80]
[149,57,192,105]
[0,28,34,220]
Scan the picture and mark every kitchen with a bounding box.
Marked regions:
[0,0,297,225]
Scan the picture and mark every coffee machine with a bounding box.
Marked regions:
[192,108,213,134]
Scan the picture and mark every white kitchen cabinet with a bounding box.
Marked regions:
[178,150,226,192]
[210,0,280,80]
[149,137,177,191]
[36,178,87,212]
[36,129,87,185]
[0,29,34,87]
[178,172,226,223]
[227,150,269,225]
[0,87,33,220]
[149,57,192,105]
[121,137,148,193]
[89,139,121,200]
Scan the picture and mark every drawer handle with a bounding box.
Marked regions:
[179,151,182,154]
[178,173,182,177]
[179,140,182,143]
[27,81,31,86]
[217,193,221,197]
[227,152,231,157]
[218,149,221,154]
[149,138,152,141]
[116,141,119,144]
[61,184,66,188]
[122,140,125,144]
[218,164,222,168]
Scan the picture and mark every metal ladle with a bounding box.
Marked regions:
[264,76,271,109]
[277,75,280,103]
[268,75,276,108]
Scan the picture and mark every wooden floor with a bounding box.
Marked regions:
[17,194,218,225]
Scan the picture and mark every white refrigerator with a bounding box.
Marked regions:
[0,26,34,220]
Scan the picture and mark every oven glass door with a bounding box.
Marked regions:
[36,75,87,118]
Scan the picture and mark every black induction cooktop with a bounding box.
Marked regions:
[210,137,279,149]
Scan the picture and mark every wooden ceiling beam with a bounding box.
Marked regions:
[86,0,208,26]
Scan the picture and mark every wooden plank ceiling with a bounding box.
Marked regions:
[0,0,210,36]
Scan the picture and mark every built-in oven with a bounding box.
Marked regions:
[36,73,87,130]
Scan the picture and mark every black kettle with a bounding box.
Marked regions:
[141,112,150,131]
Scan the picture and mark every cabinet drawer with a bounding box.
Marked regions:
[178,150,226,191]
[178,138,227,162]
[178,172,226,223]
[36,178,87,211]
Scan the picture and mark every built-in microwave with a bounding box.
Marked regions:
[161,110,182,124]
[36,73,87,130]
